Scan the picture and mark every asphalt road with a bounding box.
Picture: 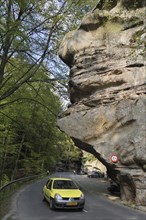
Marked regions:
[2,172,146,220]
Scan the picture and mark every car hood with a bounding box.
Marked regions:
[53,189,82,198]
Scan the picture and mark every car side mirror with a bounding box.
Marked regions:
[44,185,47,190]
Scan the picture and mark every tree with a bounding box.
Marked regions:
[0,60,61,181]
[0,0,96,105]
[0,0,97,184]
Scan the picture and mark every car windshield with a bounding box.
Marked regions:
[53,180,78,189]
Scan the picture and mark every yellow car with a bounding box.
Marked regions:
[42,177,85,210]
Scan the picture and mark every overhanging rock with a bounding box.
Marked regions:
[57,0,146,210]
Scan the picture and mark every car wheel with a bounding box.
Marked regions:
[42,193,46,201]
[78,207,84,211]
[50,198,55,210]
[42,196,46,201]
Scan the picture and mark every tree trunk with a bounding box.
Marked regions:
[11,133,25,180]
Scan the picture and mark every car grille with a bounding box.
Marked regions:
[62,197,80,200]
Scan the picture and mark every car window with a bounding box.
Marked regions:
[46,179,50,186]
[46,179,52,189]
[53,180,78,189]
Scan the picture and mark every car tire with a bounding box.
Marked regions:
[42,193,46,201]
[50,198,55,210]
[42,196,46,201]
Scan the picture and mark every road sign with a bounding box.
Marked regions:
[110,154,118,163]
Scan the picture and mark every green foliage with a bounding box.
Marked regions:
[0,0,98,185]
[123,17,143,30]
[0,0,97,102]
[1,174,10,186]
[0,57,82,184]
[122,0,145,9]
[0,58,61,182]
[84,153,95,162]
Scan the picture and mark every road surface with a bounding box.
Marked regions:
[2,172,146,220]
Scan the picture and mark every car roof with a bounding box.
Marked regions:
[49,177,72,181]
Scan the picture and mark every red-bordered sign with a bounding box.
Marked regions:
[110,154,118,163]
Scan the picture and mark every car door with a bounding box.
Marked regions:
[44,179,53,202]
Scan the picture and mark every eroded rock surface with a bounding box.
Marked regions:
[57,0,146,209]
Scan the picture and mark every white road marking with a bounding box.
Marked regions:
[83,209,88,213]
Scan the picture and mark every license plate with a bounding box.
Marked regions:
[66,202,77,206]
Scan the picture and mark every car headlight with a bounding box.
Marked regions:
[80,193,85,200]
[54,193,62,201]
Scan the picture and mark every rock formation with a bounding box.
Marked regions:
[57,0,146,210]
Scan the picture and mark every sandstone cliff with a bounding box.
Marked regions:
[57,0,146,210]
